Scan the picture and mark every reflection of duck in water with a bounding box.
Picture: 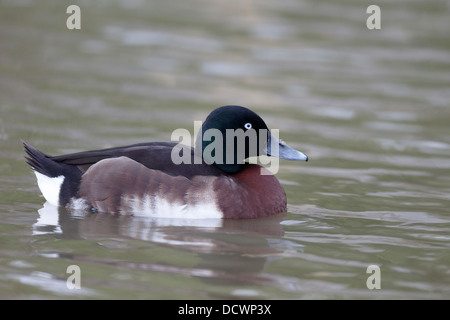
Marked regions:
[33,202,291,287]
[24,105,307,219]
[34,202,285,243]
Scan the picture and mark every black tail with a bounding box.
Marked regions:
[23,141,63,177]
[23,141,83,206]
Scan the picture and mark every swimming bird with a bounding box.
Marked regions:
[24,105,308,219]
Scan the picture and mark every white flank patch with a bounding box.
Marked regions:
[34,172,64,207]
[124,195,223,219]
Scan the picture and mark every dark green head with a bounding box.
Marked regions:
[196,105,308,174]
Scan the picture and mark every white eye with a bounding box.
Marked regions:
[244,123,252,130]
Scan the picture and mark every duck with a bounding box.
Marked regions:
[24,105,308,219]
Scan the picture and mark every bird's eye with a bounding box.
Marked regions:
[244,123,252,130]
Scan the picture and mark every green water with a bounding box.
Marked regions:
[1,0,449,299]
